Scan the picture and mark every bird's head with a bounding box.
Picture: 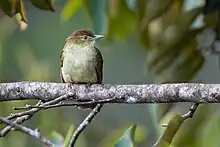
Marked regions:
[66,29,104,48]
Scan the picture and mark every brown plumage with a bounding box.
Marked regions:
[66,29,95,41]
[60,49,65,83]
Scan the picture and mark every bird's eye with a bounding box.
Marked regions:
[83,36,87,40]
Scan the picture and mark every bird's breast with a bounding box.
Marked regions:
[62,47,97,83]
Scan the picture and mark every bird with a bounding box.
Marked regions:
[60,29,104,109]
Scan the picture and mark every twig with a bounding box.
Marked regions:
[0,93,75,137]
[0,101,42,124]
[182,103,199,120]
[161,103,200,128]
[161,124,168,127]
[14,102,89,110]
[13,97,114,110]
[0,101,43,137]
[68,104,103,147]
[0,116,55,146]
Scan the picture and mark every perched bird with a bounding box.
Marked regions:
[60,29,104,109]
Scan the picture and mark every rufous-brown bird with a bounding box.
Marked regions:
[60,29,104,109]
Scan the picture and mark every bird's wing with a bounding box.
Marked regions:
[95,47,103,84]
[60,48,65,83]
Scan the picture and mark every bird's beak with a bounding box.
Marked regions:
[93,35,104,41]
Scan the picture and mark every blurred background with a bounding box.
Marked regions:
[1,0,220,146]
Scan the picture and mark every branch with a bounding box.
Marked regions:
[1,92,103,146]
[1,82,220,103]
[68,104,103,147]
[0,81,212,146]
[0,116,54,146]
[0,93,75,136]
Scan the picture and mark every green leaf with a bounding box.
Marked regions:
[199,109,220,147]
[61,0,82,22]
[114,125,137,147]
[172,105,210,147]
[0,0,27,22]
[63,124,75,147]
[14,0,27,23]
[49,131,64,146]
[106,0,136,40]
[31,0,55,12]
[154,115,184,147]
[0,0,14,17]
[83,0,107,34]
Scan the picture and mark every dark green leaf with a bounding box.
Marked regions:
[0,0,27,22]
[31,0,55,12]
[0,0,14,17]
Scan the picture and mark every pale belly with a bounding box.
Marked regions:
[62,54,97,83]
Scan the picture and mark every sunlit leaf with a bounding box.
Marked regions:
[15,13,28,31]
[31,0,55,12]
[106,0,136,40]
[172,105,210,147]
[14,0,27,23]
[49,131,64,146]
[61,0,82,22]
[154,115,184,147]
[63,124,75,147]
[114,125,137,147]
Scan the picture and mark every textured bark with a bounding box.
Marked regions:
[1,82,220,103]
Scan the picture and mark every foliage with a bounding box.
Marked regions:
[114,125,136,147]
